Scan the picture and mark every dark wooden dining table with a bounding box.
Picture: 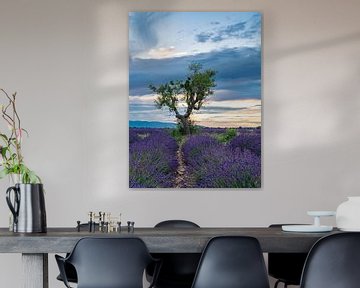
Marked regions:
[0,226,339,288]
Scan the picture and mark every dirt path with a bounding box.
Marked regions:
[174,137,195,188]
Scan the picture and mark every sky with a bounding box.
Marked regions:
[129,12,262,128]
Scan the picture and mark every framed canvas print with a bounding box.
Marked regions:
[129,12,262,188]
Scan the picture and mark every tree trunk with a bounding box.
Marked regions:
[178,116,191,135]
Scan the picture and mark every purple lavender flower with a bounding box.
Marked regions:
[182,132,261,188]
[229,130,261,156]
[129,128,178,188]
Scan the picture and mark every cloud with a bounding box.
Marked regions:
[196,32,214,43]
[211,35,224,42]
[129,94,156,104]
[221,21,247,36]
[192,100,261,128]
[129,47,261,100]
[129,12,171,56]
[129,103,176,123]
[137,46,188,60]
[195,21,247,43]
[129,57,188,95]
[201,106,248,114]
[239,14,262,40]
[204,98,261,109]
[195,21,255,43]
[211,83,260,101]
[195,15,261,43]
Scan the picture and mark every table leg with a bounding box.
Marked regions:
[22,253,48,288]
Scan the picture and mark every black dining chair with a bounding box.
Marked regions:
[146,220,201,288]
[55,237,161,288]
[56,262,77,284]
[268,224,308,288]
[56,223,99,284]
[191,236,270,288]
[300,232,360,288]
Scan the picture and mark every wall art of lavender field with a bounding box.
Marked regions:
[129,12,262,188]
[129,127,261,188]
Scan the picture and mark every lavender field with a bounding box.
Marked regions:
[129,128,261,188]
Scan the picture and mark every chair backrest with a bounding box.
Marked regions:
[191,236,269,288]
[268,224,308,285]
[300,232,360,288]
[66,237,154,288]
[155,220,200,228]
[150,220,201,287]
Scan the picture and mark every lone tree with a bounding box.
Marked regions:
[149,63,216,135]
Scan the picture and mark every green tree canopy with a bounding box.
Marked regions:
[149,63,216,135]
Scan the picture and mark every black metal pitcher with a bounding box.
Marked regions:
[6,183,47,233]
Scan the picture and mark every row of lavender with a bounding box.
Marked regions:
[129,129,178,188]
[183,129,261,188]
[129,128,261,188]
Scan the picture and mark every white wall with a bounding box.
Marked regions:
[0,0,360,287]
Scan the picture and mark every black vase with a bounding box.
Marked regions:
[6,183,47,233]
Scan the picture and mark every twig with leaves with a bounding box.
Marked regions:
[0,88,40,183]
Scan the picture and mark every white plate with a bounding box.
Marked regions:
[282,225,333,232]
[307,211,336,217]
